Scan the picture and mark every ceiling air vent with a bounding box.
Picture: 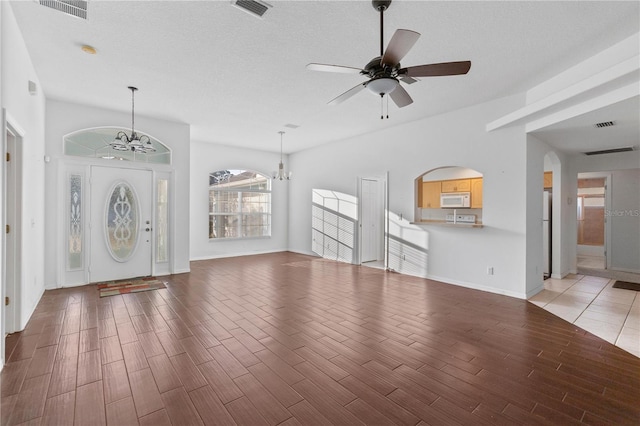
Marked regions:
[39,0,87,19]
[583,147,634,156]
[284,124,300,129]
[232,0,271,18]
[593,121,616,128]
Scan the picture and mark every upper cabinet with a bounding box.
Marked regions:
[470,178,483,209]
[421,181,441,209]
[441,179,471,193]
[544,171,553,189]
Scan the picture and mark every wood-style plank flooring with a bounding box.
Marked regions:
[2,252,639,425]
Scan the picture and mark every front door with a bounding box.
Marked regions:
[90,166,153,282]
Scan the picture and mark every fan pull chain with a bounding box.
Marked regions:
[386,94,389,119]
[380,94,390,119]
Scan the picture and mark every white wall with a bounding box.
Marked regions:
[568,151,640,273]
[289,94,533,299]
[525,135,547,296]
[44,99,191,288]
[605,168,640,273]
[1,0,4,369]
[608,169,640,272]
[1,2,47,331]
[190,141,289,260]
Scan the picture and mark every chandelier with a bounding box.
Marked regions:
[272,131,292,180]
[110,86,156,153]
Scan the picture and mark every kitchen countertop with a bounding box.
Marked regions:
[411,220,484,228]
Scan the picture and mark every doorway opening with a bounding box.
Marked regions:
[358,175,388,270]
[576,173,609,273]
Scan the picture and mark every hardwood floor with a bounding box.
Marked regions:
[2,252,639,425]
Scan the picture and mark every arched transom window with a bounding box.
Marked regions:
[64,127,171,165]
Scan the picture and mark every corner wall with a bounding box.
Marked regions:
[289,94,532,299]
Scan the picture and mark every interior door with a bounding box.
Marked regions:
[361,178,380,263]
[90,166,153,282]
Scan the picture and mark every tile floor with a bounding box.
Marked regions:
[530,274,640,357]
[577,254,605,269]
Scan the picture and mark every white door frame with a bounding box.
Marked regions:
[2,112,24,345]
[357,174,389,267]
[57,158,175,288]
[576,171,611,270]
[604,173,612,269]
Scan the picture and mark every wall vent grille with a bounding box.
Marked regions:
[284,124,300,129]
[583,147,634,156]
[593,121,616,128]
[39,0,87,19]
[232,0,271,18]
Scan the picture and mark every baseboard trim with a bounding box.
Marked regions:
[190,249,288,262]
[423,273,527,300]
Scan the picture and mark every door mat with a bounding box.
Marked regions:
[97,277,166,297]
[612,281,640,291]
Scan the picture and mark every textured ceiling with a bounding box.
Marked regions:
[9,0,640,154]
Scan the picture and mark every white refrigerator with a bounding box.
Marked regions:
[543,191,552,279]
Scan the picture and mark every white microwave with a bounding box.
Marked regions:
[440,192,470,208]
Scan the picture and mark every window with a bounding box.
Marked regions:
[209,170,271,239]
[64,127,171,164]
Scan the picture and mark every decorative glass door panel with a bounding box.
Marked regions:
[106,182,139,261]
[90,166,152,282]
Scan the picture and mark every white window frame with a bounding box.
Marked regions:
[209,170,271,240]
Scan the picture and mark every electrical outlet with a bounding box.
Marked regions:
[487,267,494,275]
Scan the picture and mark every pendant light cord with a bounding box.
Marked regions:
[128,86,138,137]
[279,131,284,162]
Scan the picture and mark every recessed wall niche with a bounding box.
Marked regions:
[415,166,483,225]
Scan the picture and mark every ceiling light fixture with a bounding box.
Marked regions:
[110,86,156,153]
[81,44,97,55]
[366,76,399,96]
[366,77,399,119]
[272,131,292,181]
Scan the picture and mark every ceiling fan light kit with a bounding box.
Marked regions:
[366,77,399,96]
[307,0,471,118]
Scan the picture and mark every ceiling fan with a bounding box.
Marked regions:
[307,0,471,117]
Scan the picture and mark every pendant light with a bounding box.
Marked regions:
[110,86,156,153]
[272,131,292,180]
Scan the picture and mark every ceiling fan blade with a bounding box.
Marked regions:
[307,63,364,74]
[381,29,421,66]
[328,82,367,106]
[400,61,471,77]
[400,76,419,85]
[389,85,413,108]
